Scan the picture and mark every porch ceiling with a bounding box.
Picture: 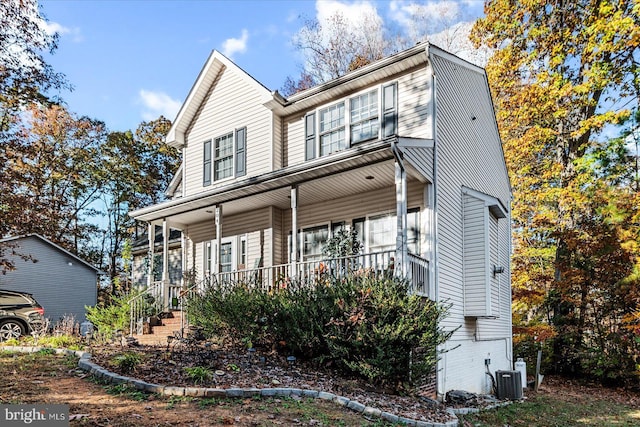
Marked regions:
[159,159,400,229]
[133,140,395,227]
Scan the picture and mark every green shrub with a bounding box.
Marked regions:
[184,366,212,384]
[85,291,133,337]
[111,351,142,373]
[188,273,455,389]
[322,274,454,387]
[186,282,272,345]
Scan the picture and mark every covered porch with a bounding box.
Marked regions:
[129,138,435,334]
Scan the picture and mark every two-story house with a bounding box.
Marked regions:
[129,42,513,397]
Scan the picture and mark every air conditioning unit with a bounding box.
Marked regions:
[495,370,523,400]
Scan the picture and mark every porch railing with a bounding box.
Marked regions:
[205,250,396,292]
[177,251,430,332]
[129,281,184,336]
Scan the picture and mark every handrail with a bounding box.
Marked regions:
[128,281,164,336]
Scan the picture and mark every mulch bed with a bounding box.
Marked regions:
[89,340,455,424]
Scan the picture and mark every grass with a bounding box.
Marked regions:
[104,383,151,401]
[459,394,640,426]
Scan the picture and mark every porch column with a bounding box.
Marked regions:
[147,222,154,287]
[393,144,408,278]
[181,231,187,287]
[290,185,298,274]
[162,218,170,309]
[215,206,222,274]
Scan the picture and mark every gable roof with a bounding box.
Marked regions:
[166,50,273,148]
[0,234,102,274]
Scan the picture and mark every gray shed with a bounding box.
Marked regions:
[0,234,100,325]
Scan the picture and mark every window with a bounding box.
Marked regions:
[220,241,233,273]
[305,82,397,160]
[239,235,247,268]
[366,210,420,254]
[319,102,346,156]
[214,133,233,181]
[203,127,247,185]
[302,225,329,262]
[407,208,420,255]
[350,90,378,143]
[368,214,396,253]
[205,242,212,274]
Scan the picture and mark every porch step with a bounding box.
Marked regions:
[134,311,183,346]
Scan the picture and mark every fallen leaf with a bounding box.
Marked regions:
[68,414,90,421]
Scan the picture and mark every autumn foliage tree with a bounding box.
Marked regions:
[471,0,640,382]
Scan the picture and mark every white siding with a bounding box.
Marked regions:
[183,67,273,196]
[283,112,305,167]
[430,51,512,395]
[272,115,283,170]
[397,67,434,140]
[402,146,434,182]
[439,338,512,395]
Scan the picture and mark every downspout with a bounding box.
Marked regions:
[391,140,408,278]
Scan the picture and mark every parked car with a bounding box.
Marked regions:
[0,289,45,341]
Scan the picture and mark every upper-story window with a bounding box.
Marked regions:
[203,127,247,186]
[319,102,346,156]
[351,90,379,143]
[215,132,233,181]
[305,82,397,161]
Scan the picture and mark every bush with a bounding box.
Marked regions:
[187,273,454,389]
[322,274,454,387]
[85,291,132,337]
[111,351,142,373]
[184,366,212,384]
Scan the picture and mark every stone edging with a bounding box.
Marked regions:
[2,346,458,427]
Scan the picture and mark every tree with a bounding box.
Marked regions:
[471,0,640,381]
[0,0,69,272]
[100,117,178,288]
[292,9,391,84]
[0,104,106,272]
[283,3,490,96]
[0,0,68,129]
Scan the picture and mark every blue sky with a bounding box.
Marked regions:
[40,0,485,132]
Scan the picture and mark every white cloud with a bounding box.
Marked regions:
[388,0,462,39]
[315,0,382,30]
[138,90,181,121]
[313,0,385,50]
[42,20,83,42]
[428,21,492,67]
[221,29,249,58]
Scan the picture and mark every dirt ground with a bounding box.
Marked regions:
[2,348,639,427]
[0,350,402,426]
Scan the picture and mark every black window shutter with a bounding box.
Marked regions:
[235,127,246,177]
[382,82,397,138]
[305,112,316,161]
[203,140,212,186]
